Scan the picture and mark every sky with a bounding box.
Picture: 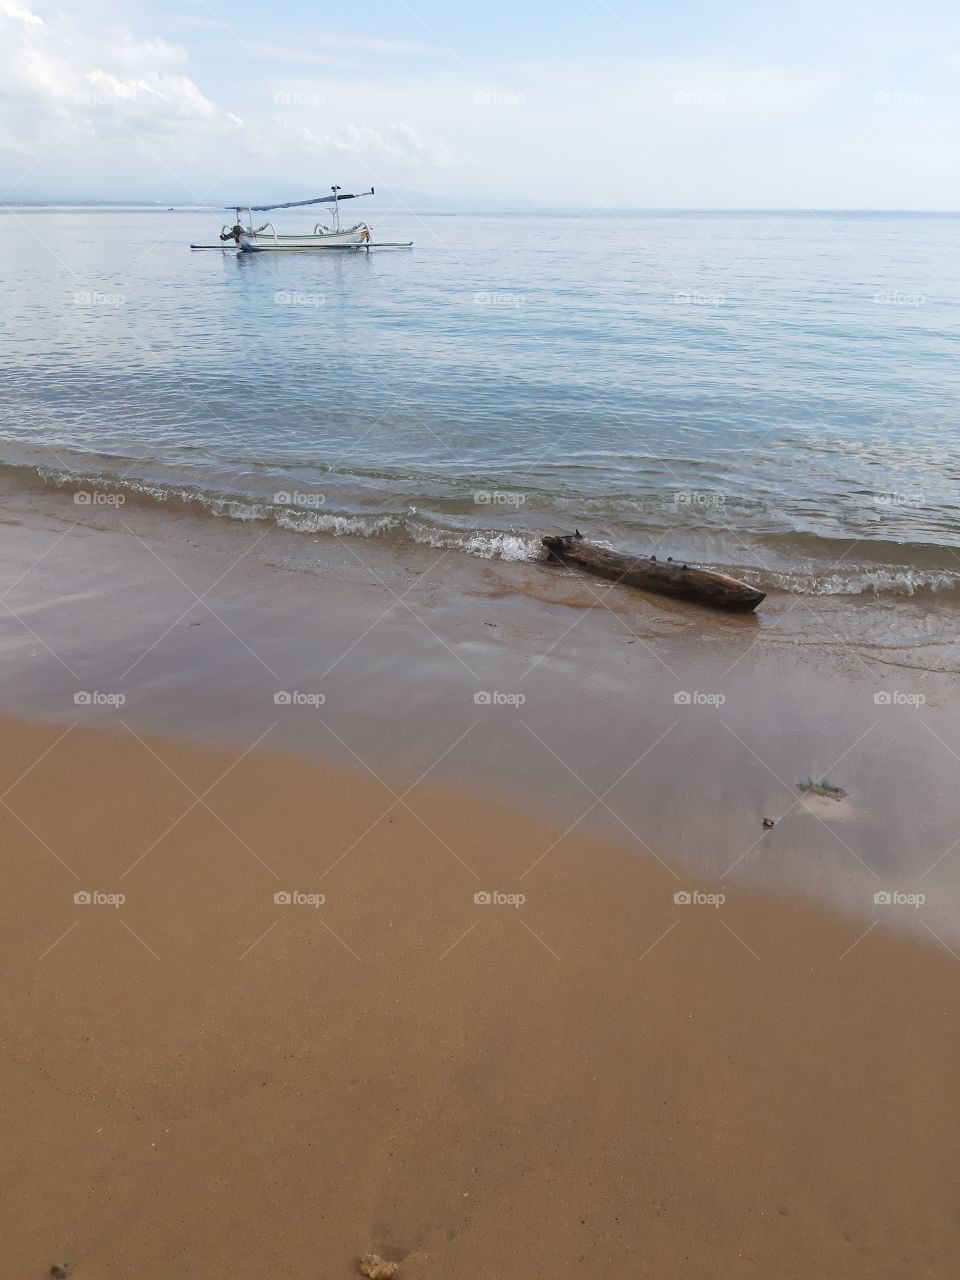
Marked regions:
[1,0,958,207]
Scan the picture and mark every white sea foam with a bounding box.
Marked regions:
[766,567,960,597]
[274,508,398,537]
[14,464,960,595]
[408,522,539,561]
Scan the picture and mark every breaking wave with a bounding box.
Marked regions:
[4,460,959,597]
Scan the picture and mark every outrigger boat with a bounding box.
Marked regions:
[190,186,412,252]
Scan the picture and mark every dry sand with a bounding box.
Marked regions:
[2,713,960,1279]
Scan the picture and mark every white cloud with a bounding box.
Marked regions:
[244,34,437,69]
[0,8,955,207]
[252,117,454,168]
[103,33,188,70]
[0,3,241,172]
[259,33,435,55]
[1,0,41,24]
[247,61,835,194]
[0,4,457,196]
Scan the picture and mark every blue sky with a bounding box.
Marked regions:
[2,0,958,206]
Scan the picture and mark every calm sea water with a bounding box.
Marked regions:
[1,205,958,598]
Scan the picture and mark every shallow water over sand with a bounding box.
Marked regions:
[2,205,958,605]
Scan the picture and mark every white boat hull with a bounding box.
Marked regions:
[239,226,370,252]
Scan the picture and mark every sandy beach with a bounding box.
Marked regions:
[2,712,960,1278]
[3,0,960,1263]
[1,493,960,1277]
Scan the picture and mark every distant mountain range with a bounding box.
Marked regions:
[2,188,553,212]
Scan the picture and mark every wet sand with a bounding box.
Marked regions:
[2,712,960,1279]
[1,490,958,934]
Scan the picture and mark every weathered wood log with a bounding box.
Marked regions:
[542,533,766,612]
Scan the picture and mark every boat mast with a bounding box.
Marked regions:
[331,185,341,231]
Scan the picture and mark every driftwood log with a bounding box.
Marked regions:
[542,533,765,612]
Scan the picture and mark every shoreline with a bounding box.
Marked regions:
[2,447,959,607]
[1,488,958,937]
[2,710,960,1277]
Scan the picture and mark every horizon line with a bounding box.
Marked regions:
[3,199,960,215]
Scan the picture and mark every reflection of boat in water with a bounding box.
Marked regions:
[194,186,412,252]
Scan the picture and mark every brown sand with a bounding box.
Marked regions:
[2,714,959,1278]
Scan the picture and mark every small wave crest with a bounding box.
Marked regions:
[407,521,539,562]
[760,567,960,598]
[5,460,959,593]
[275,508,400,538]
[14,463,541,562]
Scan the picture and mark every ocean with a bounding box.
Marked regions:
[2,204,958,601]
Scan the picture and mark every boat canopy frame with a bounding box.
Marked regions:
[226,186,374,232]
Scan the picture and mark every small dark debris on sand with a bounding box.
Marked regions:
[359,1255,399,1279]
[762,818,775,829]
[51,1267,68,1280]
[798,777,847,801]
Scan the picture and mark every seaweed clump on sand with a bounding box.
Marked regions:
[798,777,847,800]
[358,1255,400,1279]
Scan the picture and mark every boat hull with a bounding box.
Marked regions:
[238,228,369,252]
